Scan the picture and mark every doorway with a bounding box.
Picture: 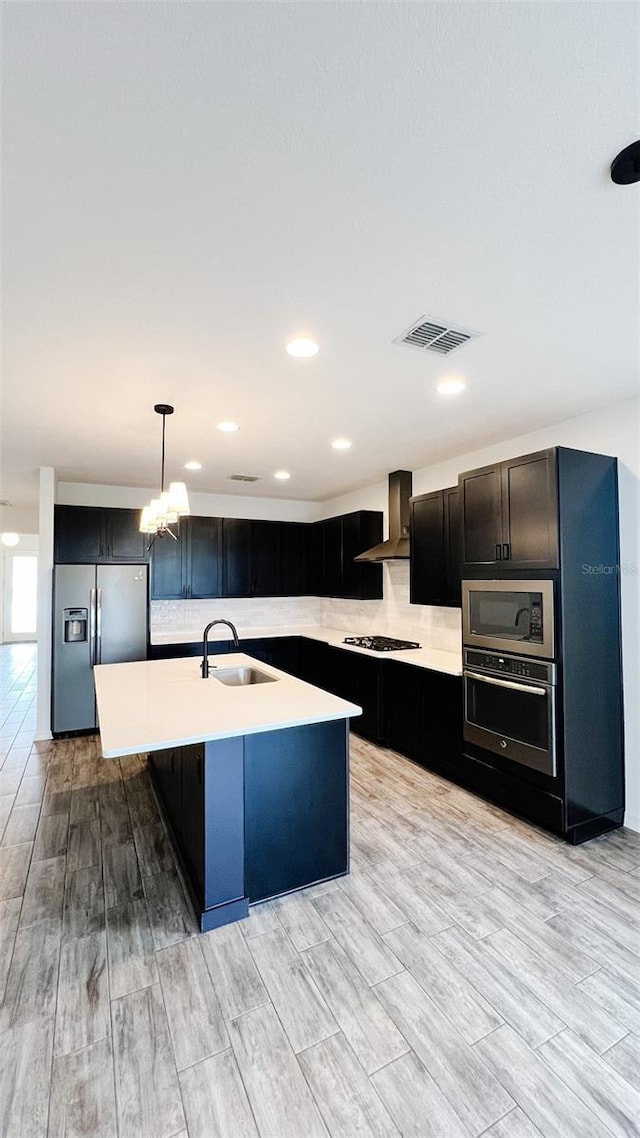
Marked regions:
[2,543,38,643]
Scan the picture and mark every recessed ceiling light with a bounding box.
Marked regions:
[274,470,291,481]
[436,377,466,396]
[217,421,239,433]
[184,460,202,471]
[331,438,352,450]
[286,337,319,358]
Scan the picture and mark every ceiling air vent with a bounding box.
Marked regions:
[394,315,480,356]
[229,474,260,483]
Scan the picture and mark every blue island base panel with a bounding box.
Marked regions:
[148,718,350,932]
[200,896,249,932]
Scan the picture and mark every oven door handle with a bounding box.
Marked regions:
[464,671,547,696]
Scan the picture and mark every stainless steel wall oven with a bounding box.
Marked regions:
[463,648,557,776]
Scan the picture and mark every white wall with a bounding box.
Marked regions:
[319,397,640,832]
[57,481,317,523]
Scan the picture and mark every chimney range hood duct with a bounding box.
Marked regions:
[354,470,413,562]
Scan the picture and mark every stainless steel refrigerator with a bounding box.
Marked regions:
[53,563,149,734]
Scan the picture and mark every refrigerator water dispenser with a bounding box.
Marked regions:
[63,608,88,642]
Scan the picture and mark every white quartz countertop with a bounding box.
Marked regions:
[94,653,362,759]
[150,625,463,677]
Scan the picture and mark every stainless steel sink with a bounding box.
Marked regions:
[212,667,278,687]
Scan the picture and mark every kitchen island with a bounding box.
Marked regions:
[94,654,361,930]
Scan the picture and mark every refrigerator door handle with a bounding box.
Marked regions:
[96,588,103,665]
[89,588,97,667]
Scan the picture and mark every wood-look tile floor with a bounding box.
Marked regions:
[1,643,640,1137]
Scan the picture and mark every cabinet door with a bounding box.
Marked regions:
[502,450,558,569]
[383,661,423,760]
[180,745,205,901]
[250,521,280,597]
[151,746,182,831]
[268,636,300,675]
[297,638,333,689]
[342,512,384,600]
[322,518,343,597]
[188,516,222,598]
[150,532,185,599]
[280,523,311,596]
[460,464,503,569]
[222,519,252,597]
[410,493,445,605]
[332,650,382,742]
[443,486,462,606]
[237,638,274,665]
[54,505,105,563]
[419,671,462,773]
[309,523,325,596]
[107,508,148,561]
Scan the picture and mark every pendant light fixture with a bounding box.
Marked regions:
[139,404,190,543]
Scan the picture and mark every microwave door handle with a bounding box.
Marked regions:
[464,671,547,696]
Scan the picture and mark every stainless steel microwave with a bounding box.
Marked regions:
[462,579,555,659]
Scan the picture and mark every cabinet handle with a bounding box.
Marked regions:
[503,543,510,561]
[495,544,502,560]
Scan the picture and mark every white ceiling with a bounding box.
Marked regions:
[2,1,639,520]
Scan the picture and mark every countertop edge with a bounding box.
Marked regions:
[149,626,463,676]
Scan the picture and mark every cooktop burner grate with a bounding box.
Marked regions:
[343,635,421,652]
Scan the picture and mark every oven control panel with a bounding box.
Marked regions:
[465,650,554,684]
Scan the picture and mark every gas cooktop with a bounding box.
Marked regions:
[343,635,421,652]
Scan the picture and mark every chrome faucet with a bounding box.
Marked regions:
[201,620,240,678]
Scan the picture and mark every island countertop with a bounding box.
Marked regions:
[94,653,362,758]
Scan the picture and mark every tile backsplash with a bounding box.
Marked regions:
[150,561,461,652]
[319,562,462,652]
[150,595,322,636]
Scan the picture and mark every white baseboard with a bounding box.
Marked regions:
[624,812,640,834]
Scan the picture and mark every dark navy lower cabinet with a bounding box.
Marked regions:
[148,718,349,931]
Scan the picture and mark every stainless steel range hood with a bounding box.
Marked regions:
[354,470,413,562]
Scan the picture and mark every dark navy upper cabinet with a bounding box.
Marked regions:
[151,516,222,600]
[501,451,558,570]
[56,504,383,600]
[321,517,343,598]
[460,448,558,572]
[54,506,105,563]
[106,508,148,561]
[341,511,384,600]
[280,523,311,596]
[187,517,222,599]
[250,521,281,597]
[222,519,252,597]
[410,487,461,607]
[54,505,147,564]
[459,464,503,568]
[317,511,384,600]
[150,530,185,599]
